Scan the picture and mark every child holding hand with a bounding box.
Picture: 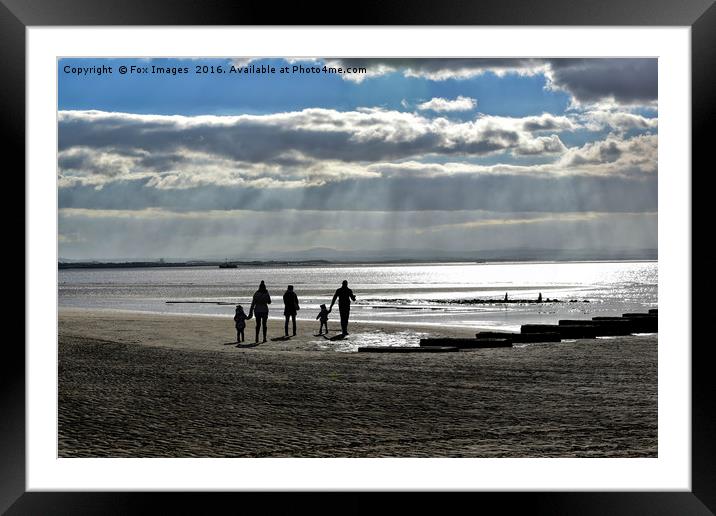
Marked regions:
[316,304,330,335]
[234,304,250,344]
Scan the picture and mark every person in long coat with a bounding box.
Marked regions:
[249,280,271,343]
[282,285,300,337]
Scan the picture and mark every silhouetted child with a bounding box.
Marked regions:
[234,305,249,343]
[316,304,330,335]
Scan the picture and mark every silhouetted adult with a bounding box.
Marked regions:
[249,280,271,343]
[329,280,356,335]
[283,285,300,337]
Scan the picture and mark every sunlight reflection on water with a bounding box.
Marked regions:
[312,330,431,353]
[60,261,657,332]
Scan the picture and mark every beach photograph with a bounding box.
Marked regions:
[58,57,658,458]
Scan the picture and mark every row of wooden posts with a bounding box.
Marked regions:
[357,309,657,353]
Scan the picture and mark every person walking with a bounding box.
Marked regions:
[233,304,249,344]
[249,280,271,343]
[316,304,330,335]
[283,285,300,337]
[329,280,356,335]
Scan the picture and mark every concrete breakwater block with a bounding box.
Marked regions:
[358,346,459,353]
[560,319,631,325]
[593,316,651,323]
[558,319,633,336]
[621,313,658,331]
[592,316,656,332]
[630,321,658,332]
[419,338,512,349]
[521,324,599,339]
[475,332,560,343]
[649,309,658,315]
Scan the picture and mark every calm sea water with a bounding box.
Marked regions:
[58,261,657,332]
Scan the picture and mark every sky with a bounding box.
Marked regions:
[57,57,658,260]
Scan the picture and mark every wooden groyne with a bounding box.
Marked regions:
[476,332,561,343]
[358,346,460,353]
[557,319,633,336]
[392,309,658,353]
[522,324,600,339]
[620,313,658,332]
[591,316,657,333]
[419,338,513,349]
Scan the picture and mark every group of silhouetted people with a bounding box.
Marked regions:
[233,280,356,345]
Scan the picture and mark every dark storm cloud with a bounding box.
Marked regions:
[547,59,657,105]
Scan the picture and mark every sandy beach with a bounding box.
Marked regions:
[58,308,657,457]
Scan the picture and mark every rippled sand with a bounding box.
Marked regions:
[58,309,657,457]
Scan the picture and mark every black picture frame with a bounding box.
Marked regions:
[4,1,714,514]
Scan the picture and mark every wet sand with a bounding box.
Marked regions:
[58,309,657,457]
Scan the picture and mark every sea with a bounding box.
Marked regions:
[58,261,657,333]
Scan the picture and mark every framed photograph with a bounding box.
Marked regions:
[7,0,714,513]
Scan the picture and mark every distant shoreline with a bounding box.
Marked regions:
[58,260,334,270]
[58,257,658,270]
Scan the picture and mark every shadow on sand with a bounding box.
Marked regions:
[271,336,292,342]
[235,342,260,348]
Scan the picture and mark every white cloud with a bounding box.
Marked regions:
[58,108,656,194]
[577,110,658,133]
[514,134,567,156]
[417,96,477,112]
[58,109,581,189]
[558,133,657,174]
[518,113,579,132]
[372,133,656,178]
